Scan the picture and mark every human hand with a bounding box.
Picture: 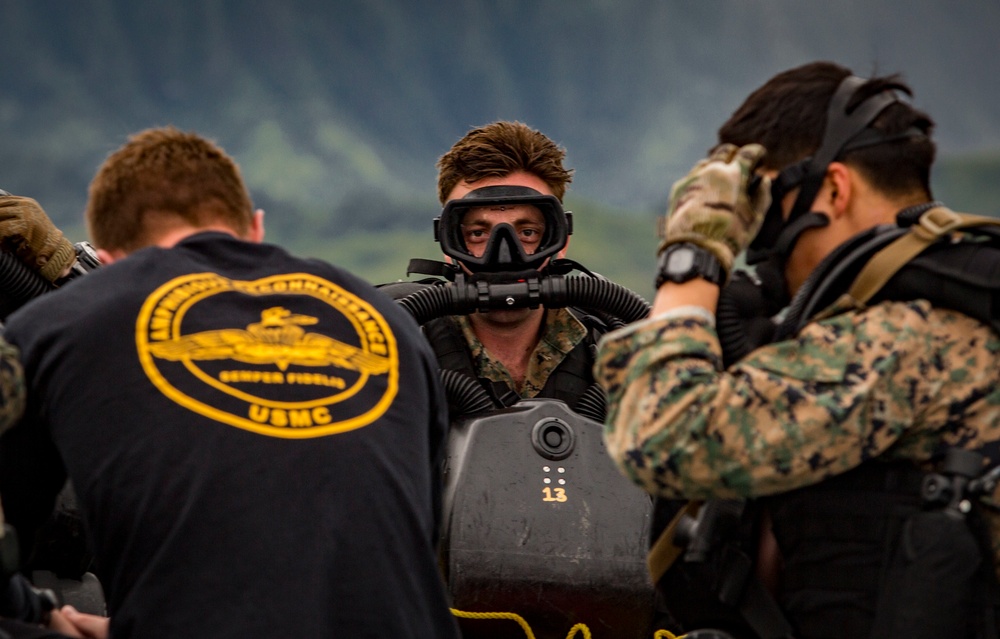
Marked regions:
[50,605,110,639]
[658,143,771,276]
[0,195,76,282]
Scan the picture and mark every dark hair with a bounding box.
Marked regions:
[436,121,573,204]
[86,126,254,252]
[717,61,936,198]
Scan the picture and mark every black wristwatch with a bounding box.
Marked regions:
[655,242,725,289]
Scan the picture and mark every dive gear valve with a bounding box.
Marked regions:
[922,447,990,519]
[531,417,575,460]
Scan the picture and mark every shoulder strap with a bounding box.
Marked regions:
[536,337,598,406]
[817,207,1000,320]
[423,316,475,374]
[422,317,515,409]
[647,501,701,583]
[406,258,459,280]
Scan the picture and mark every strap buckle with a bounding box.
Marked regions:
[916,207,962,239]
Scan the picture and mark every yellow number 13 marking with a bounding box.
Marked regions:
[542,487,568,502]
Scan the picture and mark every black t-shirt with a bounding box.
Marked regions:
[0,233,459,639]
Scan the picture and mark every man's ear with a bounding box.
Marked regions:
[96,247,126,265]
[247,209,265,243]
[825,162,853,219]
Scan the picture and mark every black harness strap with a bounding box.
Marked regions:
[422,313,602,417]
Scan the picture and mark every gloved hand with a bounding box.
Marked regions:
[658,143,771,276]
[0,196,76,282]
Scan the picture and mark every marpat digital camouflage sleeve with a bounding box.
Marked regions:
[595,300,1000,501]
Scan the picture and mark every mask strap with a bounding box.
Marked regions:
[787,77,900,227]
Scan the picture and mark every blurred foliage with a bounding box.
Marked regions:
[3,0,1000,231]
[934,153,1000,217]
[562,199,661,302]
[2,0,997,301]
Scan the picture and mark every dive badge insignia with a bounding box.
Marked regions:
[136,273,398,438]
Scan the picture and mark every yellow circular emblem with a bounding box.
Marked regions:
[136,272,399,438]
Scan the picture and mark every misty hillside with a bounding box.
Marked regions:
[1,0,998,289]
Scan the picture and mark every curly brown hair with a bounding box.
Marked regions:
[436,121,574,204]
[86,126,254,252]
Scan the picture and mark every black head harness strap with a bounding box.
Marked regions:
[746,76,910,265]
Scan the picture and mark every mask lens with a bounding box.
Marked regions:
[437,187,568,273]
[459,205,547,258]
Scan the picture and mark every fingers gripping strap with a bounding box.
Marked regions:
[847,208,1000,306]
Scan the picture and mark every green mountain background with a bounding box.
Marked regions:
[2,0,998,301]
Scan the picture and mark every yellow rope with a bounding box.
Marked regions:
[451,608,686,639]
[450,608,537,639]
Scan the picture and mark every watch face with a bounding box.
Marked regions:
[667,247,696,274]
[656,243,723,288]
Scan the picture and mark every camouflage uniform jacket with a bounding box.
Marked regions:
[456,307,588,398]
[0,337,25,434]
[595,299,1000,565]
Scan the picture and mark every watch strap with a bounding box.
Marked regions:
[655,242,725,289]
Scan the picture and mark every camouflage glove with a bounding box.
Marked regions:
[658,143,771,276]
[0,195,76,282]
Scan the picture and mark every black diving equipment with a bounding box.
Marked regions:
[0,188,102,320]
[0,240,100,320]
[388,249,657,637]
[434,185,572,274]
[1,506,60,625]
[396,267,649,327]
[746,74,928,266]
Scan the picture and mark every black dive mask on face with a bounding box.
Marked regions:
[745,75,925,265]
[434,185,573,273]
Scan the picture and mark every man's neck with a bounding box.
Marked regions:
[99,225,244,265]
[153,224,243,249]
[849,182,931,231]
[468,307,546,386]
[786,189,932,294]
